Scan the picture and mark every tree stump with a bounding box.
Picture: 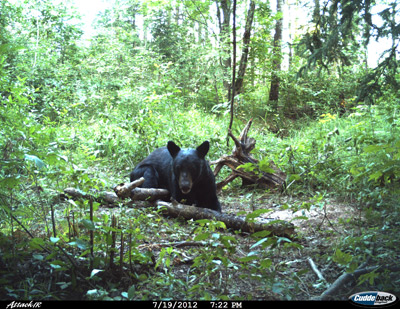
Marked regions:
[211,119,286,192]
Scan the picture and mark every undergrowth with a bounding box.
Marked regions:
[1,50,399,301]
[1,91,399,299]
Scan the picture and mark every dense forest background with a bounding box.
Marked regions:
[1,0,399,301]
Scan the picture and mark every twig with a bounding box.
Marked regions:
[120,230,124,273]
[89,197,94,269]
[8,211,35,239]
[109,215,117,269]
[318,203,340,234]
[138,241,207,251]
[308,258,327,282]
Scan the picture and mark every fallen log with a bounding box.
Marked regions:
[210,119,286,192]
[130,187,170,201]
[64,178,169,204]
[63,187,119,204]
[64,184,295,237]
[155,201,295,237]
[114,178,170,201]
[318,264,400,300]
[113,177,145,199]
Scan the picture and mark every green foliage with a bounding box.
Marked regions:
[298,0,399,102]
[1,0,399,301]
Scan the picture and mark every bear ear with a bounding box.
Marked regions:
[196,141,209,159]
[167,141,181,158]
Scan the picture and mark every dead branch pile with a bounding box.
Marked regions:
[211,119,286,192]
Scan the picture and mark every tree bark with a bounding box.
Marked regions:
[156,201,295,237]
[269,0,283,102]
[234,0,256,95]
[216,0,232,96]
[228,0,237,132]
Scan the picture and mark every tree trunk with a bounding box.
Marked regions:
[234,0,256,95]
[269,0,283,102]
[228,0,237,132]
[216,0,232,97]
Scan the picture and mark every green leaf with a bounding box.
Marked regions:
[50,260,66,270]
[195,219,211,226]
[277,237,291,244]
[90,269,103,278]
[24,154,46,169]
[81,219,95,231]
[368,171,383,182]
[358,270,379,285]
[87,289,99,297]
[246,209,272,221]
[194,232,210,241]
[260,259,272,269]
[251,230,271,238]
[237,162,256,172]
[1,176,21,189]
[363,145,381,153]
[29,237,45,250]
[58,155,68,162]
[347,262,359,273]
[69,238,89,250]
[67,199,79,208]
[290,216,309,222]
[332,248,353,266]
[250,238,268,249]
[127,285,135,299]
[211,233,220,240]
[259,158,276,174]
[289,174,301,182]
[239,255,259,263]
[50,237,60,244]
[33,254,44,261]
[215,221,227,229]
[272,282,284,294]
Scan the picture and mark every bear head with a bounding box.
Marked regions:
[167,141,209,195]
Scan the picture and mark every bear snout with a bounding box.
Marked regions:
[178,172,193,194]
[180,185,191,194]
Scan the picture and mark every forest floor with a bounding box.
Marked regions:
[1,183,393,301]
[201,191,361,300]
[94,188,362,300]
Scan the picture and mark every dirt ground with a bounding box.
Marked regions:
[206,192,364,300]
[61,190,367,300]
[129,191,364,300]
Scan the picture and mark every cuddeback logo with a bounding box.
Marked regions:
[349,291,398,307]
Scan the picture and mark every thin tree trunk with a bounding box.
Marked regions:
[234,0,256,95]
[216,0,232,98]
[269,0,283,102]
[228,0,237,134]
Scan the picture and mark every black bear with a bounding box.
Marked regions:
[130,141,221,212]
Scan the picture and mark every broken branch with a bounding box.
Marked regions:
[211,119,286,191]
[113,177,145,199]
